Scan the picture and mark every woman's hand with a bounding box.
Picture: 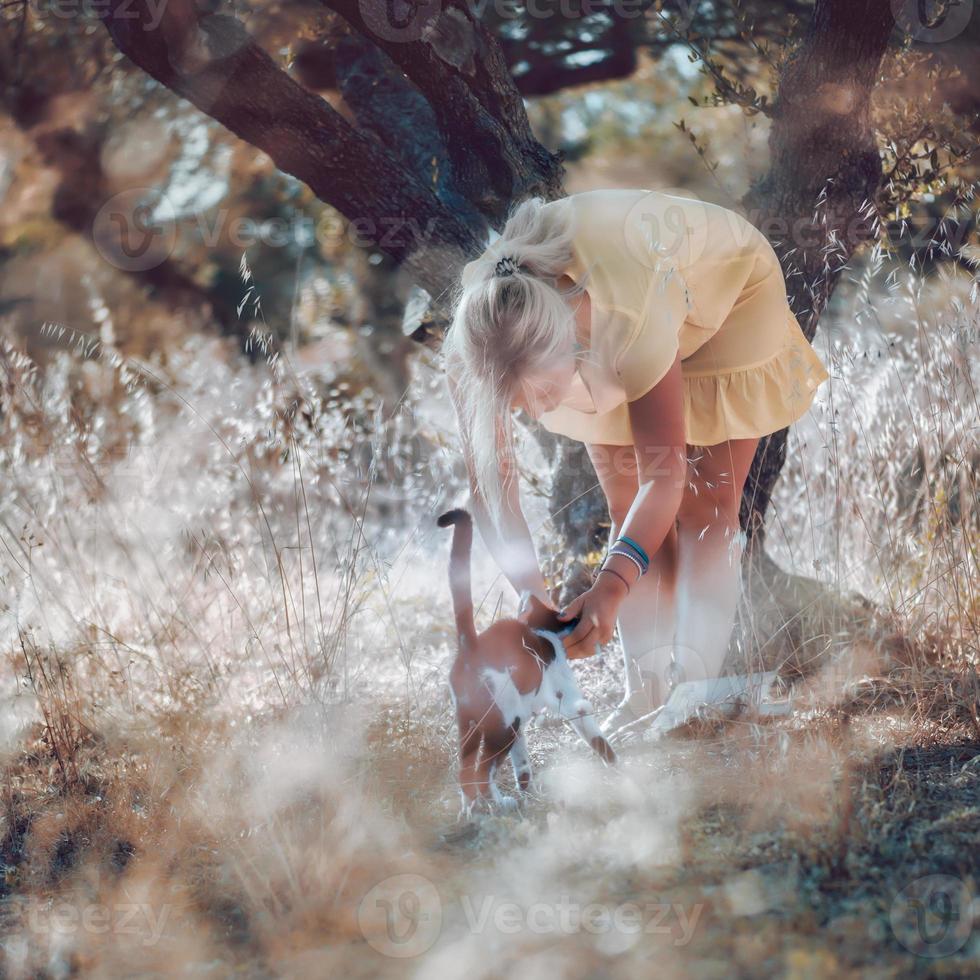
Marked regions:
[557,571,630,659]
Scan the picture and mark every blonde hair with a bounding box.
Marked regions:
[442,196,587,529]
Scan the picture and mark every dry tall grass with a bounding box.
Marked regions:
[0,265,977,976]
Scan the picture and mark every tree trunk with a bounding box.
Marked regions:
[733,0,897,674]
[323,0,565,221]
[740,0,895,552]
[97,0,569,300]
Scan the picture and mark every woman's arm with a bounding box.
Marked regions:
[469,477,552,605]
[610,353,688,579]
[446,371,553,606]
[559,350,687,655]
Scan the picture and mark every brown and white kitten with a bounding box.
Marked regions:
[438,509,615,815]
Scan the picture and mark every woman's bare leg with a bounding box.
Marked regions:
[673,438,759,686]
[585,444,680,733]
[606,519,679,729]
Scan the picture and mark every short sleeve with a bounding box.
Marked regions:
[614,260,691,401]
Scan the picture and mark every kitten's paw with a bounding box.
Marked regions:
[496,795,519,814]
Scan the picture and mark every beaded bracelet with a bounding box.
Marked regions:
[611,544,647,573]
[616,535,650,568]
[605,546,646,579]
[610,540,648,569]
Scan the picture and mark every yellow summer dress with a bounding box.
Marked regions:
[536,189,831,447]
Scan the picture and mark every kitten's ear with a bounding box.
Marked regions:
[517,592,545,625]
[523,596,567,633]
[517,589,547,623]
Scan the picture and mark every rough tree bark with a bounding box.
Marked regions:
[321,0,565,220]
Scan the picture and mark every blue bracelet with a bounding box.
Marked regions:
[616,535,650,567]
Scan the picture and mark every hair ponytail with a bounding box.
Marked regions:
[443,196,586,530]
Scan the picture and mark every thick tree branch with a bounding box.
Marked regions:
[329,29,487,232]
[323,0,565,218]
[98,0,485,300]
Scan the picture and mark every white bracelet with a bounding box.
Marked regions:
[605,548,645,580]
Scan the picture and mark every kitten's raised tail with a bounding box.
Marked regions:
[437,509,478,652]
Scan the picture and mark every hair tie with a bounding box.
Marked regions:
[494,255,522,278]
